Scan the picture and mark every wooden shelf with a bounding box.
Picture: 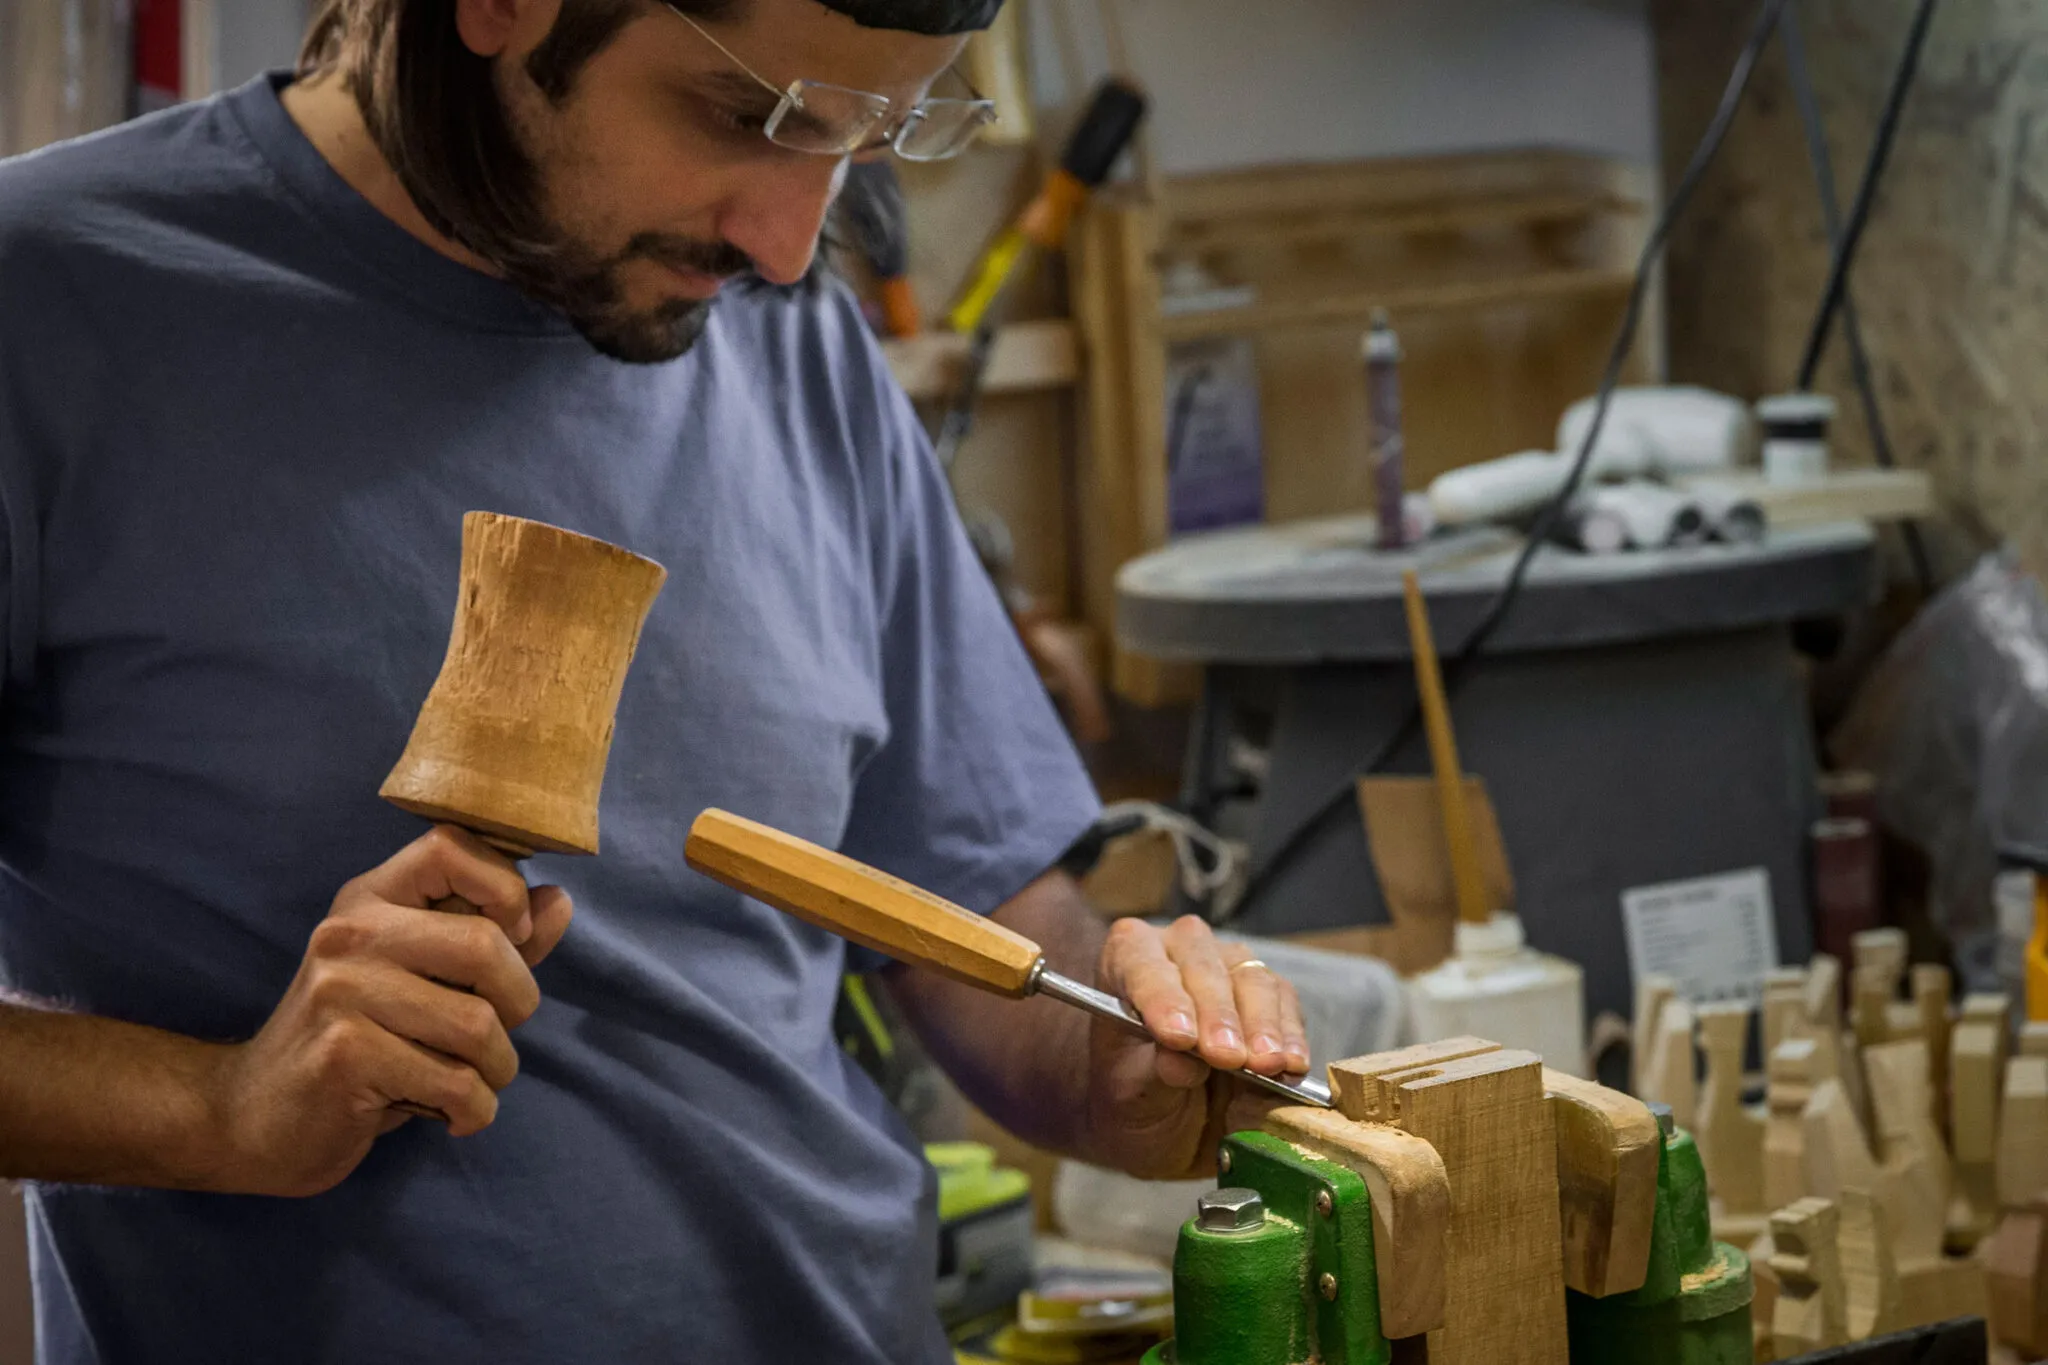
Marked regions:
[882,321,1080,402]
[1157,267,1638,342]
[1170,190,1646,255]
[1672,469,1935,526]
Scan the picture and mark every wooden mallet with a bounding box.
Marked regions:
[381,511,666,1115]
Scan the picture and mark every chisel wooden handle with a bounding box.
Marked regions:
[685,809,1045,997]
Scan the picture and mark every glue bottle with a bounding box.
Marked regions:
[1410,914,1588,1076]
[1365,311,1406,550]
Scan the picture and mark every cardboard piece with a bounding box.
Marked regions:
[1080,827,1178,918]
[1353,775,1514,974]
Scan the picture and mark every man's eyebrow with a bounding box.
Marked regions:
[683,69,858,143]
[694,70,781,104]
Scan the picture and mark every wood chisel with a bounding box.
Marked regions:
[685,808,1332,1108]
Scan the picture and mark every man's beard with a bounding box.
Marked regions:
[474,64,756,365]
[526,230,755,365]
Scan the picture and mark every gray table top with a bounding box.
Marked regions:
[1115,516,1876,663]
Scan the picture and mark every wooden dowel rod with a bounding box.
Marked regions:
[1402,570,1492,926]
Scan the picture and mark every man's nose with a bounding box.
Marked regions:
[717,155,848,287]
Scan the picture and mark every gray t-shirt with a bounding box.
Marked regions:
[0,74,1098,1364]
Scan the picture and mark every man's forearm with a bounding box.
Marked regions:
[0,999,229,1188]
[880,870,1106,1156]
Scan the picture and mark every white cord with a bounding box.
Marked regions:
[1099,801,1248,910]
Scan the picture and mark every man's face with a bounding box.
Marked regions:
[475,0,967,363]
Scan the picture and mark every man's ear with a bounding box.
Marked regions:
[455,0,562,58]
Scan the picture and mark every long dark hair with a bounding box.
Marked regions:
[295,0,728,281]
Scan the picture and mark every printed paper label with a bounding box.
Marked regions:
[1621,868,1780,1006]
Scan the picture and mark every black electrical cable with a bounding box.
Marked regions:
[1794,0,1940,390]
[1222,0,1795,923]
[1781,4,1935,594]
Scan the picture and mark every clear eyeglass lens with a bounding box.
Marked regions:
[766,80,892,156]
[893,100,997,162]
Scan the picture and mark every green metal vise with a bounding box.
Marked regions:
[1566,1104,1753,1365]
[1142,1106,1753,1365]
[1141,1131,1390,1365]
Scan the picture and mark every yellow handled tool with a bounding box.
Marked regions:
[947,79,1148,336]
[685,809,1332,1108]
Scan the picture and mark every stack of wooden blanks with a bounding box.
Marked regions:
[1632,938,2048,1360]
[1984,1020,2048,1358]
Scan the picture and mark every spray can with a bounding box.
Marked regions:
[1364,311,1406,550]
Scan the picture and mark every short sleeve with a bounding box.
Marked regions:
[0,441,14,691]
[0,194,79,694]
[0,337,31,694]
[835,345,1101,920]
[0,340,40,693]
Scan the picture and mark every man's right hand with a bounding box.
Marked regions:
[202,825,573,1197]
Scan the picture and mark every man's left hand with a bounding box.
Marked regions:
[1082,916,1311,1180]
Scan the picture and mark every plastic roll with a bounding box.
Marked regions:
[1582,482,1707,549]
[1427,450,1569,527]
[1691,484,1768,544]
[1559,500,1631,554]
[1557,386,1753,477]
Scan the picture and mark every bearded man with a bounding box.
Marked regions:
[0,2,1310,1359]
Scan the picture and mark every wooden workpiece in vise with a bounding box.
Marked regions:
[1177,1038,1752,1365]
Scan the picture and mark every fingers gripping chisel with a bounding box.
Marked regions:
[685,809,1332,1108]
